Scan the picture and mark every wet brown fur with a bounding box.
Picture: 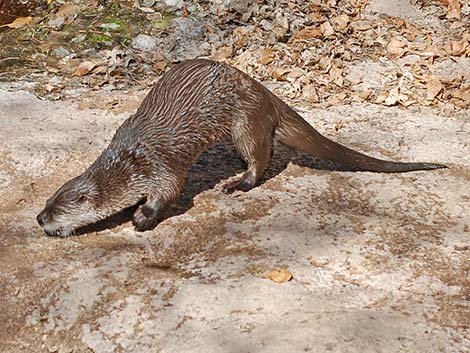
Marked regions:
[37,59,446,235]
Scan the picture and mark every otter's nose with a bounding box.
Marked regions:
[37,212,45,227]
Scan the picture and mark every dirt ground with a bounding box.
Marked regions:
[1,83,469,352]
[1,0,470,353]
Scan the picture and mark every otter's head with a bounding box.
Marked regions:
[37,175,103,237]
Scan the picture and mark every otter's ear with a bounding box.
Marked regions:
[77,194,88,203]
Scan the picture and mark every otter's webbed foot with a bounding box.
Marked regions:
[222,171,256,194]
[132,204,161,231]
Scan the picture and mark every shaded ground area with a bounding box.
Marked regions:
[1,0,469,352]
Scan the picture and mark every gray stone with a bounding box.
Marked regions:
[48,16,64,27]
[99,23,120,31]
[164,0,183,9]
[172,18,204,39]
[131,34,157,52]
[52,47,70,58]
[141,0,155,7]
[366,0,442,30]
[367,0,420,19]
[71,34,87,44]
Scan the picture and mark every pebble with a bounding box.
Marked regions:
[142,0,155,7]
[100,23,120,31]
[48,16,64,27]
[53,47,71,58]
[164,0,183,9]
[131,34,157,52]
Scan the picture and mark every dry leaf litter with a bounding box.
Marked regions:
[0,0,468,113]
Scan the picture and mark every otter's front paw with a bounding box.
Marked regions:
[132,205,159,231]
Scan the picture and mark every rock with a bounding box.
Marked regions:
[53,47,70,58]
[169,18,209,60]
[72,34,86,44]
[366,0,439,29]
[164,0,183,9]
[366,0,419,18]
[207,33,220,43]
[172,18,204,38]
[260,19,273,31]
[141,0,155,7]
[131,34,157,52]
[99,23,120,31]
[48,15,64,28]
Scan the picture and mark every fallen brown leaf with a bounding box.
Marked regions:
[447,0,461,20]
[292,26,323,41]
[412,45,443,59]
[380,86,414,106]
[320,21,335,37]
[233,26,250,49]
[387,16,405,28]
[213,46,232,60]
[450,38,468,56]
[308,4,324,22]
[0,16,33,29]
[153,61,167,75]
[453,86,470,105]
[263,269,292,283]
[270,67,290,81]
[38,43,53,52]
[384,87,400,106]
[329,66,344,87]
[350,20,373,31]
[44,83,55,92]
[426,77,443,100]
[375,91,388,104]
[319,55,332,72]
[327,92,348,105]
[353,89,372,100]
[286,68,305,80]
[258,48,276,65]
[73,61,97,76]
[333,14,349,32]
[387,37,406,57]
[310,257,329,267]
[399,95,415,107]
[55,3,79,19]
[91,62,108,74]
[302,84,319,103]
[46,66,60,74]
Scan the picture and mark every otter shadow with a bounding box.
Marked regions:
[74,203,141,235]
[172,140,350,216]
[75,141,350,234]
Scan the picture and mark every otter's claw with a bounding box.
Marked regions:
[222,172,256,194]
[132,205,159,231]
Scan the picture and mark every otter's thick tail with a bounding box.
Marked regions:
[275,108,447,173]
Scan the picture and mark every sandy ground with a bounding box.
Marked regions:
[0,77,469,353]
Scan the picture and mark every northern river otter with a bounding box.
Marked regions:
[37,59,446,236]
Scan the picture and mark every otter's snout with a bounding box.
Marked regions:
[36,211,46,227]
[37,210,56,236]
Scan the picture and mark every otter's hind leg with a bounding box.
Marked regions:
[223,119,274,193]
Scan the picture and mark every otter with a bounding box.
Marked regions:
[37,59,446,236]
